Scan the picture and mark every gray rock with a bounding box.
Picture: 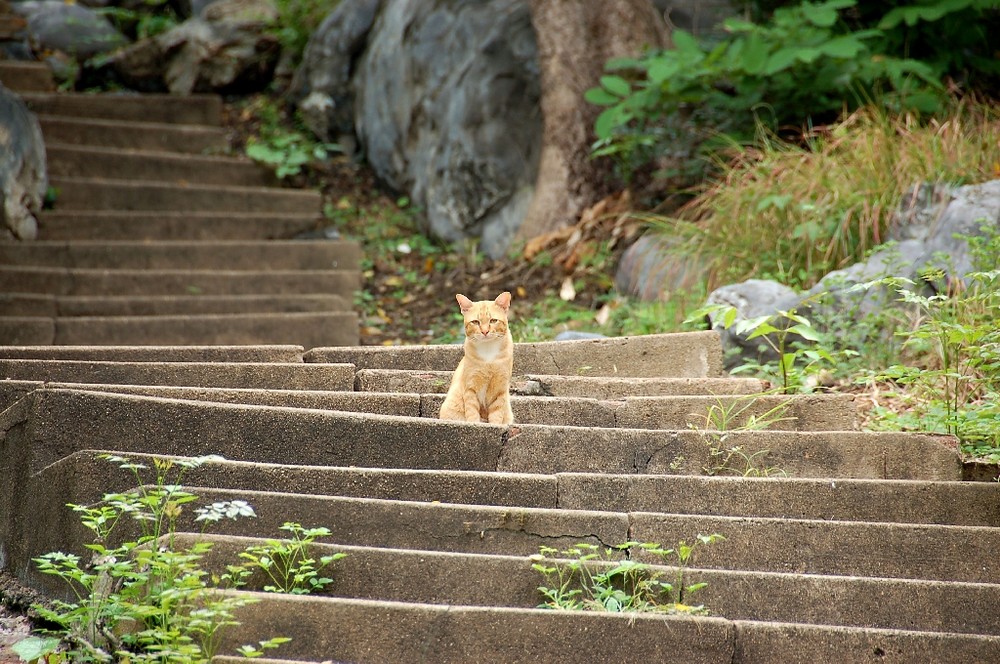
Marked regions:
[12,0,127,58]
[554,331,607,342]
[107,0,279,94]
[289,0,381,149]
[704,279,801,366]
[614,232,709,300]
[0,83,47,240]
[297,0,542,258]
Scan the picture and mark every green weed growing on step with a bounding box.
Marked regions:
[222,523,346,595]
[852,233,1000,456]
[19,454,289,663]
[687,395,794,477]
[241,96,341,179]
[531,536,724,614]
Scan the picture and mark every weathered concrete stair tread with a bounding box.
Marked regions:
[0,345,305,362]
[1,266,358,296]
[167,488,1000,582]
[36,211,321,241]
[40,451,995,525]
[40,313,358,347]
[0,389,958,480]
[3,293,351,316]
[49,177,322,213]
[309,331,724,378]
[21,91,222,124]
[45,143,274,186]
[356,368,766,397]
[0,240,361,270]
[219,595,1000,663]
[189,535,1000,636]
[38,115,227,153]
[0,61,54,91]
[0,360,353,390]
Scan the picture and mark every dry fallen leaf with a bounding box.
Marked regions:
[595,303,612,325]
[559,276,576,301]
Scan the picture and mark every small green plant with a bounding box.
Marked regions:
[20,454,289,663]
[223,523,346,595]
[688,298,846,394]
[687,395,794,477]
[246,133,340,179]
[530,536,725,615]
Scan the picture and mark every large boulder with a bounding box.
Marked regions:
[0,83,47,240]
[356,0,542,256]
[294,0,542,258]
[11,0,127,58]
[106,0,279,94]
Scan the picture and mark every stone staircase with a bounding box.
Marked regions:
[1,332,998,663]
[0,59,360,347]
[2,57,999,664]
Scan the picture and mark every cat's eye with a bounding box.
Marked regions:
[489,318,497,324]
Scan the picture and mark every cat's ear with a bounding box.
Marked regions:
[456,294,474,313]
[494,291,511,312]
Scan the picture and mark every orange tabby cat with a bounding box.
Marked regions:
[438,291,515,424]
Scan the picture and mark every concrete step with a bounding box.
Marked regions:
[20,91,222,125]
[28,312,359,346]
[40,451,997,526]
[0,345,306,362]
[308,331,725,378]
[36,211,321,241]
[0,240,360,270]
[0,60,54,92]
[0,389,960,481]
[0,360,353,390]
[49,177,321,214]
[217,594,1000,663]
[0,266,358,296]
[45,143,273,186]
[356,368,767,397]
[2,293,351,316]
[38,115,227,154]
[191,535,1000,637]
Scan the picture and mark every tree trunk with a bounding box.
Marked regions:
[519,0,667,241]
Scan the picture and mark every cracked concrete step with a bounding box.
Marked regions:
[45,143,274,186]
[49,177,322,213]
[356,368,767,397]
[0,60,54,91]
[0,266,358,296]
[11,466,997,584]
[0,360,353,391]
[0,240,360,270]
[0,389,960,480]
[36,211,321,241]
[0,345,306,362]
[38,451,998,526]
[215,595,1000,663]
[190,536,1000,636]
[38,115,227,153]
[20,91,222,124]
[309,331,724,378]
[3,293,351,316]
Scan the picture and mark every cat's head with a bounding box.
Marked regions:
[456,292,511,342]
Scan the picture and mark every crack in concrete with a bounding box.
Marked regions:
[494,427,511,471]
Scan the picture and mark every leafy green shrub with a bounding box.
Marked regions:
[531,536,725,614]
[269,0,341,65]
[19,455,289,663]
[588,0,1000,187]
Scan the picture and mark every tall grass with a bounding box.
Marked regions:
[647,99,1000,290]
